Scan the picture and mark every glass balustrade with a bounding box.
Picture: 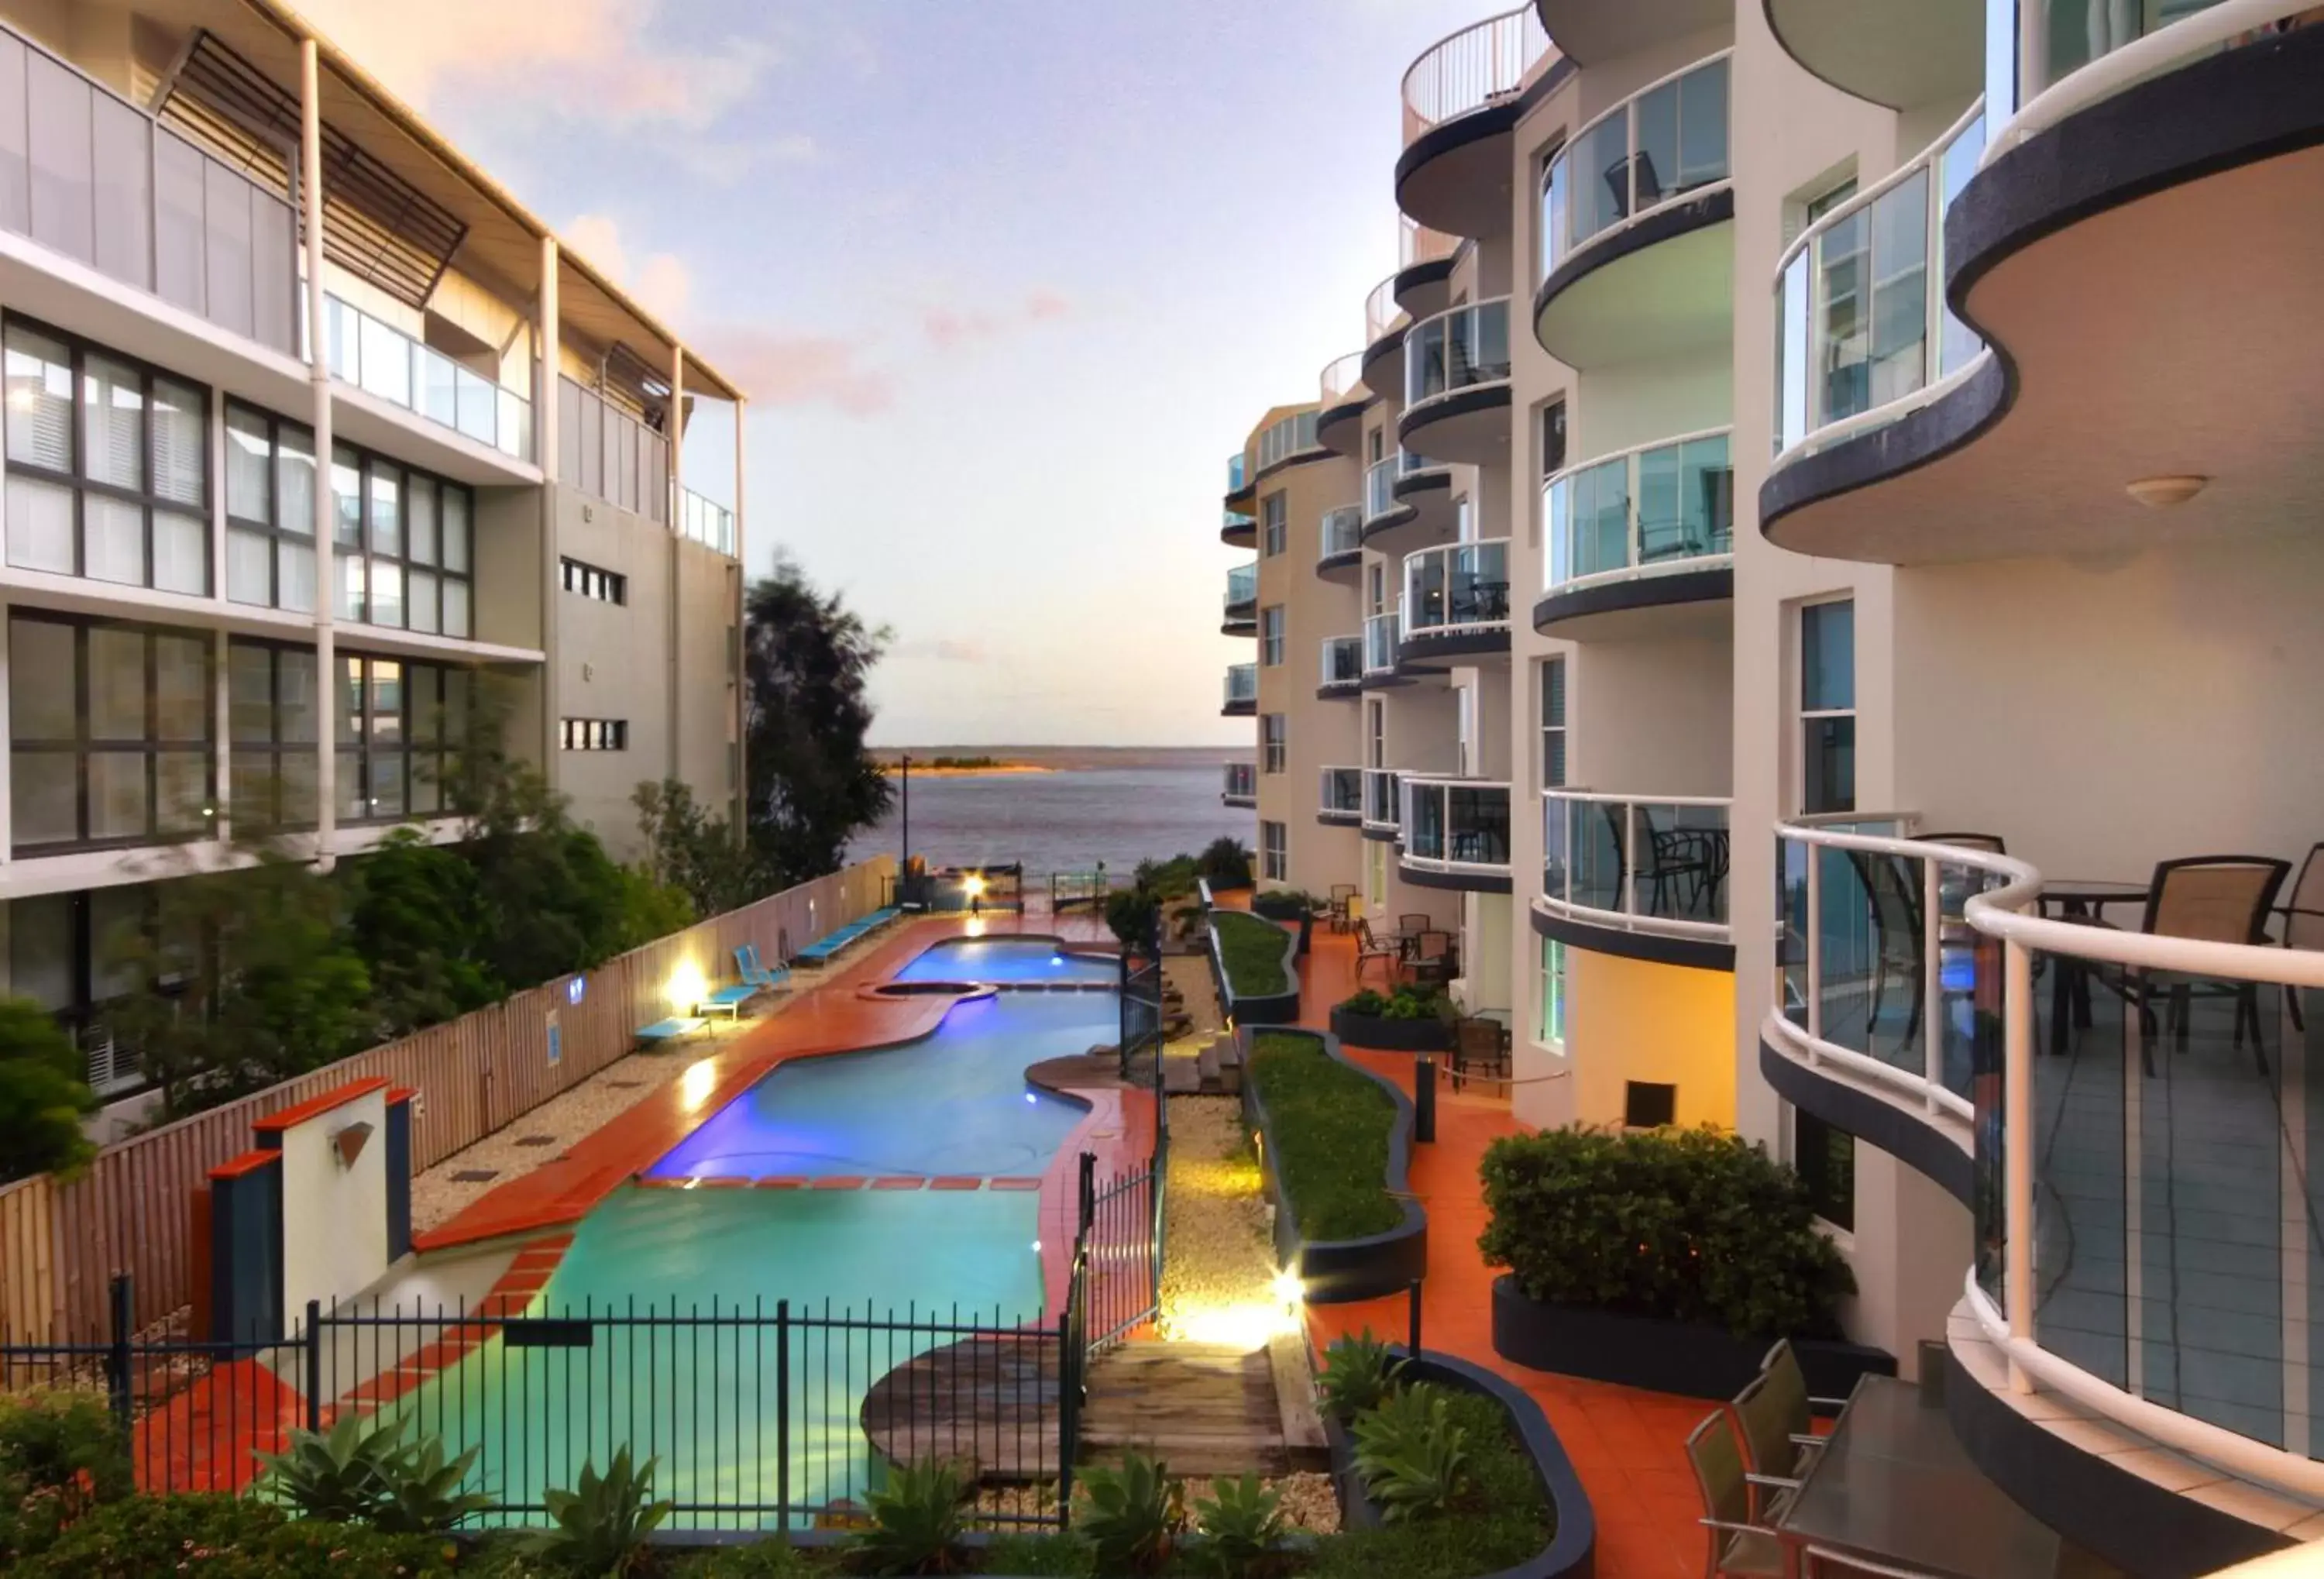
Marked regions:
[326,295,533,460]
[1403,779,1512,871]
[1363,612,1401,676]
[1224,561,1258,611]
[1320,507,1363,562]
[1772,103,1988,460]
[1320,767,1364,817]
[1321,636,1363,687]
[679,488,734,556]
[1255,410,1321,471]
[1985,0,2234,124]
[1223,663,1258,707]
[1401,539,1511,638]
[1222,762,1257,803]
[1543,793,1733,933]
[1542,52,1731,280]
[1321,353,1366,409]
[1363,769,1402,829]
[1227,452,1248,493]
[1405,298,1512,408]
[1545,428,1734,590]
[1364,457,1402,525]
[1365,273,1405,347]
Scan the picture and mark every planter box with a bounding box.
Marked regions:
[1329,1004,1456,1053]
[1206,912,1301,1025]
[1242,1028,1426,1302]
[1491,1275,1896,1401]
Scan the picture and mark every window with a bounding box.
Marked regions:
[1260,820,1287,882]
[9,613,213,852]
[1540,399,1567,479]
[1800,600,1855,814]
[1254,411,1318,470]
[335,654,473,822]
[1260,714,1286,774]
[1366,700,1384,769]
[324,436,473,637]
[1624,1081,1677,1129]
[224,404,318,612]
[561,718,631,752]
[1260,491,1287,557]
[1259,605,1284,666]
[560,556,627,604]
[9,883,179,1095]
[1367,562,1385,615]
[1794,1107,1855,1231]
[1806,177,1858,224]
[1535,937,1567,1049]
[227,640,320,831]
[1540,658,1567,788]
[3,320,208,594]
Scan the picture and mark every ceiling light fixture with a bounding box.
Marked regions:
[2126,474,2208,508]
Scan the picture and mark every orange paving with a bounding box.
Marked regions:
[1287,924,1712,1579]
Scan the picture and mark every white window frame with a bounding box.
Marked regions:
[1260,604,1285,667]
[1261,713,1286,774]
[1794,595,1855,815]
[1260,820,1287,882]
[1539,656,1566,790]
[1260,490,1287,557]
[1534,936,1567,1054]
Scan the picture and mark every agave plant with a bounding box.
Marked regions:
[1314,1328,1405,1424]
[1076,1450,1182,1575]
[1349,1383,1469,1523]
[847,1457,970,1575]
[372,1429,493,1534]
[256,1412,490,1534]
[520,1448,672,1577]
[1191,1471,1286,1578]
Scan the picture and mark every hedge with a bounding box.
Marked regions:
[1212,910,1293,997]
[1247,1032,1402,1240]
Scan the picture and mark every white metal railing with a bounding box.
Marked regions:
[1363,611,1400,676]
[1256,410,1322,472]
[1402,5,1554,144]
[1366,273,1406,347]
[1320,352,1367,410]
[1401,215,1460,270]
[1772,99,1989,466]
[1223,663,1258,707]
[1222,762,1257,803]
[1401,538,1512,640]
[1320,635,1363,688]
[1320,766,1365,818]
[1545,425,1735,593]
[1404,298,1513,411]
[1364,456,1403,527]
[1541,50,1732,283]
[1319,506,1363,562]
[679,487,735,556]
[1402,776,1512,874]
[1224,560,1258,611]
[1540,790,1734,941]
[327,295,533,460]
[1984,0,2302,155]
[1363,768,1402,832]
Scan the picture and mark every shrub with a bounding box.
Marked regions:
[1313,1388,1549,1579]
[1336,986,1452,1022]
[519,1449,671,1577]
[1074,1450,1181,1574]
[0,1002,98,1183]
[1315,1329,1406,1424]
[1477,1124,1856,1338]
[1247,889,1316,922]
[1104,887,1161,952]
[255,1411,488,1534]
[1198,838,1253,889]
[1350,1384,1468,1522]
[847,1456,968,1575]
[1190,1471,1286,1577]
[12,1495,458,1578]
[0,1388,132,1560]
[1211,912,1291,999]
[1248,1034,1401,1240]
[668,1543,815,1578]
[977,1532,1095,1575]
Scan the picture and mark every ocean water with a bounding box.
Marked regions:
[845,745,1249,879]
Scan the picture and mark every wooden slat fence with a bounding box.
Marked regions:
[6,855,894,1345]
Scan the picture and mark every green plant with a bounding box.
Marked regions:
[1105,886,1162,951]
[520,1449,672,1578]
[847,1456,968,1575]
[1477,1123,1857,1338]
[1247,889,1317,922]
[0,1388,132,1560]
[1198,837,1253,889]
[1335,985,1452,1022]
[1315,1329,1407,1424]
[978,1532,1096,1575]
[256,1412,489,1536]
[1350,1384,1469,1523]
[1074,1450,1182,1574]
[669,1537,816,1576]
[1191,1471,1286,1577]
[1211,912,1291,998]
[1247,1033,1401,1240]
[0,1003,98,1184]
[12,1495,459,1578]
[1339,989,1390,1016]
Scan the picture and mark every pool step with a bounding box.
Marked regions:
[1078,1340,1322,1475]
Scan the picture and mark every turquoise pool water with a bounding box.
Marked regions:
[889,935,1119,986]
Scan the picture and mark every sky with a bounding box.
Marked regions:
[297,0,1493,746]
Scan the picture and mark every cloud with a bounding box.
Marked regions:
[562,213,692,321]
[706,327,896,417]
[672,133,822,187]
[1024,289,1072,322]
[920,293,1073,353]
[295,0,769,130]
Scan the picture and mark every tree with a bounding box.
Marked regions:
[633,779,758,918]
[0,998,96,1182]
[342,829,502,1038]
[741,556,893,887]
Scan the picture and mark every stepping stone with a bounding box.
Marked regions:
[450,1169,498,1183]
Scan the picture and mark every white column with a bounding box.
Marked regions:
[301,38,335,872]
[538,236,561,779]
[666,344,684,784]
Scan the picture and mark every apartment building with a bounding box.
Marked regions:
[0,0,746,1096]
[1217,2,2324,1569]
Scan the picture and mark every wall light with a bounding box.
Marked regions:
[964,874,986,899]
[2126,473,2208,507]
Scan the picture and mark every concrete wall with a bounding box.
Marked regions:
[550,483,677,858]
[278,1086,390,1327]
[1566,948,1738,1130]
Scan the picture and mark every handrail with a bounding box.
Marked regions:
[1401,777,1514,872]
[1544,423,1735,593]
[1362,768,1402,829]
[1223,663,1258,704]
[1404,297,1513,411]
[1224,561,1259,609]
[1544,790,1735,940]
[1319,506,1364,560]
[1320,352,1367,409]
[1401,215,1459,270]
[1401,537,1512,639]
[1362,611,1400,676]
[1548,786,1731,809]
[1401,4,1554,143]
[1226,452,1249,492]
[1365,273,1407,348]
[1363,457,1402,526]
[1319,765,1365,815]
[1320,635,1363,685]
[1774,356,1991,466]
[1542,49,1733,280]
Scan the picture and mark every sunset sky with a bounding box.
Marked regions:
[295,0,1488,745]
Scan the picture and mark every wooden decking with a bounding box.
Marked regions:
[1080,1338,1325,1475]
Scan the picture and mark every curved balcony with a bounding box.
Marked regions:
[1317,505,1364,580]
[1394,216,1462,320]
[1538,427,1734,635]
[1222,559,1258,636]
[1361,768,1402,841]
[1400,538,1512,667]
[1763,0,1982,108]
[1252,408,1325,483]
[1360,453,1415,542]
[1222,452,1257,546]
[1221,662,1257,717]
[1535,0,1732,67]
[1317,352,1370,456]
[1222,762,1257,810]
[1762,100,1991,554]
[1318,635,1363,699]
[1398,298,1513,466]
[1760,818,2324,1572]
[1535,790,1733,969]
[1318,766,1364,826]
[1360,611,1405,691]
[1364,449,1457,554]
[1400,777,1512,893]
[1534,50,1734,369]
[1360,272,1410,395]
[1397,6,1558,239]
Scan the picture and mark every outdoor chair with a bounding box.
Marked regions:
[1451,1017,1508,1090]
[1395,913,1435,958]
[1328,883,1360,933]
[1756,1339,1847,1471]
[1407,930,1456,986]
[2092,855,2289,1076]
[1842,848,1927,1060]
[1353,919,1399,985]
[1640,805,1723,919]
[2278,843,2324,1031]
[1686,1411,1786,1578]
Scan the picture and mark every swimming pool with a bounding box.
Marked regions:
[889,935,1119,986]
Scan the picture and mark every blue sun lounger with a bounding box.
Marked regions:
[793,906,902,965]
[736,944,792,993]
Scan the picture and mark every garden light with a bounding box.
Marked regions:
[665,958,708,1014]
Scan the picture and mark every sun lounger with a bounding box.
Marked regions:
[636,1016,708,1046]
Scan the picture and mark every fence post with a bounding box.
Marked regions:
[103,1274,132,1431]
[1076,1151,1095,1244]
[1414,1056,1438,1144]
[1408,1277,1423,1357]
[1057,1302,1077,1526]
[775,1299,790,1516]
[304,1300,323,1432]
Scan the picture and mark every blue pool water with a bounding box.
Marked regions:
[889,935,1119,986]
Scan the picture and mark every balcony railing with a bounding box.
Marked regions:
[1401,539,1511,640]
[1321,635,1363,688]
[1223,508,1256,536]
[1226,452,1248,493]
[1401,5,1553,145]
[1363,612,1400,677]
[328,295,533,460]
[0,26,299,357]
[1364,456,1402,526]
[1224,560,1258,611]
[1401,215,1459,270]
[1363,768,1402,832]
[1222,762,1257,803]
[1984,0,2283,138]
[1767,817,2324,1506]
[1401,778,1511,874]
[1772,101,1987,464]
[1320,766,1364,818]
[1255,410,1321,472]
[1223,662,1258,707]
[1542,51,1731,281]
[1541,791,1732,938]
[1404,298,1512,410]
[1545,427,1734,592]
[1320,506,1363,562]
[1365,273,1406,347]
[679,488,735,556]
[1320,352,1367,410]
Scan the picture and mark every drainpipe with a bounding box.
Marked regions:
[300,38,335,871]
[539,237,561,782]
[731,396,748,845]
[668,345,684,790]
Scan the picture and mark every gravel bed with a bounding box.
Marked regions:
[1155,1096,1276,1342]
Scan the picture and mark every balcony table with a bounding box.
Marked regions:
[2037,879,2150,1056]
[1774,1374,2066,1579]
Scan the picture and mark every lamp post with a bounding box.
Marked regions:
[899,753,911,902]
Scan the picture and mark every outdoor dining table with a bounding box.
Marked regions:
[1775,1374,2066,1578]
[2037,879,2150,1056]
